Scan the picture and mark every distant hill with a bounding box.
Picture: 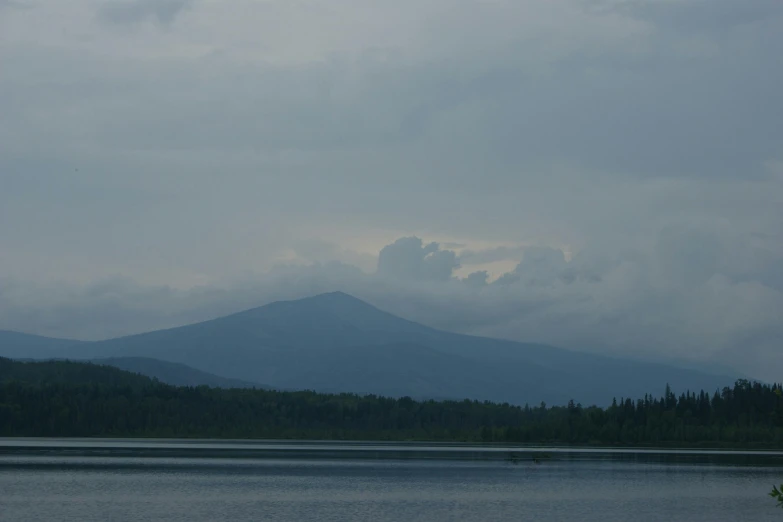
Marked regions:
[90,357,267,389]
[0,356,154,389]
[0,330,86,359]
[0,333,267,389]
[0,292,737,406]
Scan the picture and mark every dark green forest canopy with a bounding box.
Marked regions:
[0,357,155,389]
[1,358,782,446]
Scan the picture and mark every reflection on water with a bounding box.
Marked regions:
[2,438,782,465]
[0,440,781,521]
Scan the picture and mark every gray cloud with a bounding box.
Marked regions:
[463,271,489,288]
[494,247,568,287]
[459,246,527,266]
[98,0,191,26]
[0,0,28,10]
[2,231,782,383]
[440,242,466,250]
[1,1,782,383]
[617,0,782,33]
[291,239,376,273]
[377,237,460,283]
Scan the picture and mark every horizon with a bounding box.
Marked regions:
[0,290,752,387]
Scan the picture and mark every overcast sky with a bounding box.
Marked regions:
[1,0,782,380]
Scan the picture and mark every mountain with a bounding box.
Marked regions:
[0,356,155,389]
[0,330,86,359]
[0,292,736,406]
[0,333,266,389]
[88,358,267,389]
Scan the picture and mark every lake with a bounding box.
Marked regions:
[1,439,782,521]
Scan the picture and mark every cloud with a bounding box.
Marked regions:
[463,271,489,288]
[617,0,782,33]
[291,239,376,273]
[97,0,191,26]
[440,242,466,250]
[0,0,28,10]
[494,247,568,287]
[459,246,527,266]
[377,237,460,283]
[3,230,782,383]
[1,1,782,384]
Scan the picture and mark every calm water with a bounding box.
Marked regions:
[1,440,782,521]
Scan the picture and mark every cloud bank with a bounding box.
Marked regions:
[2,228,781,381]
[97,0,192,26]
[1,1,782,381]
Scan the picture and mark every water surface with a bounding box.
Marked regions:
[1,439,780,521]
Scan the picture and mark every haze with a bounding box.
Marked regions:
[1,0,781,381]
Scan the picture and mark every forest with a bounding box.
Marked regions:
[1,358,782,446]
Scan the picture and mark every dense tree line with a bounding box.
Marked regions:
[1,358,782,446]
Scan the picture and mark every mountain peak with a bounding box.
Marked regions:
[207,291,430,342]
[302,291,363,304]
[0,293,736,407]
[270,291,388,316]
[260,291,427,333]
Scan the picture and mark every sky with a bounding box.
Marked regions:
[1,0,782,380]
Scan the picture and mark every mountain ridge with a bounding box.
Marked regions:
[89,357,269,389]
[0,292,737,406]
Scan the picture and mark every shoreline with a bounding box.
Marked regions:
[3,438,783,464]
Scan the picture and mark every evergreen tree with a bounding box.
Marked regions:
[1,358,782,446]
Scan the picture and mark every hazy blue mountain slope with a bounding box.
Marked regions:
[216,342,583,405]
[0,332,267,389]
[0,331,86,359]
[0,292,737,406]
[90,357,268,389]
[425,332,733,402]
